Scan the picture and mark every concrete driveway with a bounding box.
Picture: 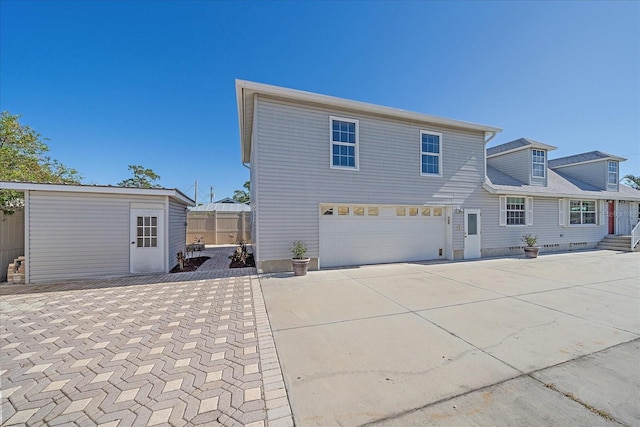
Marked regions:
[260,250,640,426]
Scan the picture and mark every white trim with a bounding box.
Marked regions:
[481,182,640,202]
[0,181,194,206]
[567,199,598,226]
[531,149,546,178]
[607,161,618,185]
[500,195,531,226]
[164,196,170,273]
[24,190,30,284]
[420,130,443,177]
[329,116,359,171]
[486,141,557,158]
[549,156,626,169]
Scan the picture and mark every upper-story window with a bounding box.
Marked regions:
[420,131,443,176]
[608,161,618,184]
[330,116,359,170]
[532,149,546,178]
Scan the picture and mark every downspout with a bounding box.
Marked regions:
[483,131,497,182]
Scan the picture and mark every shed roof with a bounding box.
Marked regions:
[236,80,502,164]
[0,181,194,206]
[548,151,627,168]
[190,202,250,212]
[484,166,640,201]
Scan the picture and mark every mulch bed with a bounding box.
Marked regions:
[170,256,210,273]
[230,253,256,269]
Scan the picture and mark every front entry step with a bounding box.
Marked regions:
[596,235,634,252]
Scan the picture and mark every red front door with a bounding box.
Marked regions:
[608,201,615,234]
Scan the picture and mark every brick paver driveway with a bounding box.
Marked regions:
[0,248,292,427]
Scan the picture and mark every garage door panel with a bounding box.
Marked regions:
[320,210,445,268]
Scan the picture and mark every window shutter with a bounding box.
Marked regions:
[526,197,533,226]
[558,199,565,226]
[599,200,606,226]
[499,196,506,226]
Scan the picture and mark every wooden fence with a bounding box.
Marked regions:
[186,211,251,245]
[1,210,25,281]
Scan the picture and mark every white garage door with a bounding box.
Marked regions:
[319,205,446,268]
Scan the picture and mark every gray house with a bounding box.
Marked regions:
[0,182,193,284]
[236,80,640,272]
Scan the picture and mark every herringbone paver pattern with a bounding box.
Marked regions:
[0,252,292,427]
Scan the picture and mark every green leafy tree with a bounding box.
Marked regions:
[233,180,250,203]
[1,111,81,214]
[622,174,640,190]
[117,165,161,188]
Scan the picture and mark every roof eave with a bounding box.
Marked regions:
[483,182,640,201]
[0,181,195,206]
[235,80,503,163]
[487,142,558,159]
[549,155,627,169]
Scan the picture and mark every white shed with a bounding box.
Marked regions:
[0,181,194,284]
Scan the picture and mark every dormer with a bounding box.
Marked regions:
[548,151,626,191]
[486,138,557,186]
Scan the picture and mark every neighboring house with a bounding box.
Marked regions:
[236,80,640,272]
[0,181,193,284]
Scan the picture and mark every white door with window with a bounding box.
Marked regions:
[130,208,164,273]
[464,209,481,259]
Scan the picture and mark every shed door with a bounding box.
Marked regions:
[130,208,164,273]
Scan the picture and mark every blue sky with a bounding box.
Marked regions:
[1,1,638,201]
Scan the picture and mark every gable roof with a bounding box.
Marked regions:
[215,197,240,204]
[548,151,627,168]
[484,166,640,201]
[486,138,557,158]
[0,181,195,205]
[236,80,502,164]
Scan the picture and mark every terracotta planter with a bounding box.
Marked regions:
[523,246,540,258]
[292,258,310,276]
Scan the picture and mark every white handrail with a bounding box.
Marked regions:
[632,221,640,251]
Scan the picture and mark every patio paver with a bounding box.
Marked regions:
[0,247,291,426]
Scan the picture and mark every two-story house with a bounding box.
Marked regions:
[236,80,640,272]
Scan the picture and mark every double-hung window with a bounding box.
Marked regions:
[330,116,358,170]
[506,197,526,225]
[608,161,618,184]
[569,200,596,225]
[500,196,533,226]
[421,131,442,176]
[532,149,546,178]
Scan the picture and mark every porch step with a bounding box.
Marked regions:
[596,235,634,252]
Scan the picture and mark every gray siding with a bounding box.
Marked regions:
[27,191,165,284]
[468,192,607,253]
[1,210,25,281]
[487,150,531,185]
[169,198,187,270]
[553,161,607,190]
[253,97,486,264]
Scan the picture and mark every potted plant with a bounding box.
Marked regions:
[291,240,310,276]
[521,234,540,258]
